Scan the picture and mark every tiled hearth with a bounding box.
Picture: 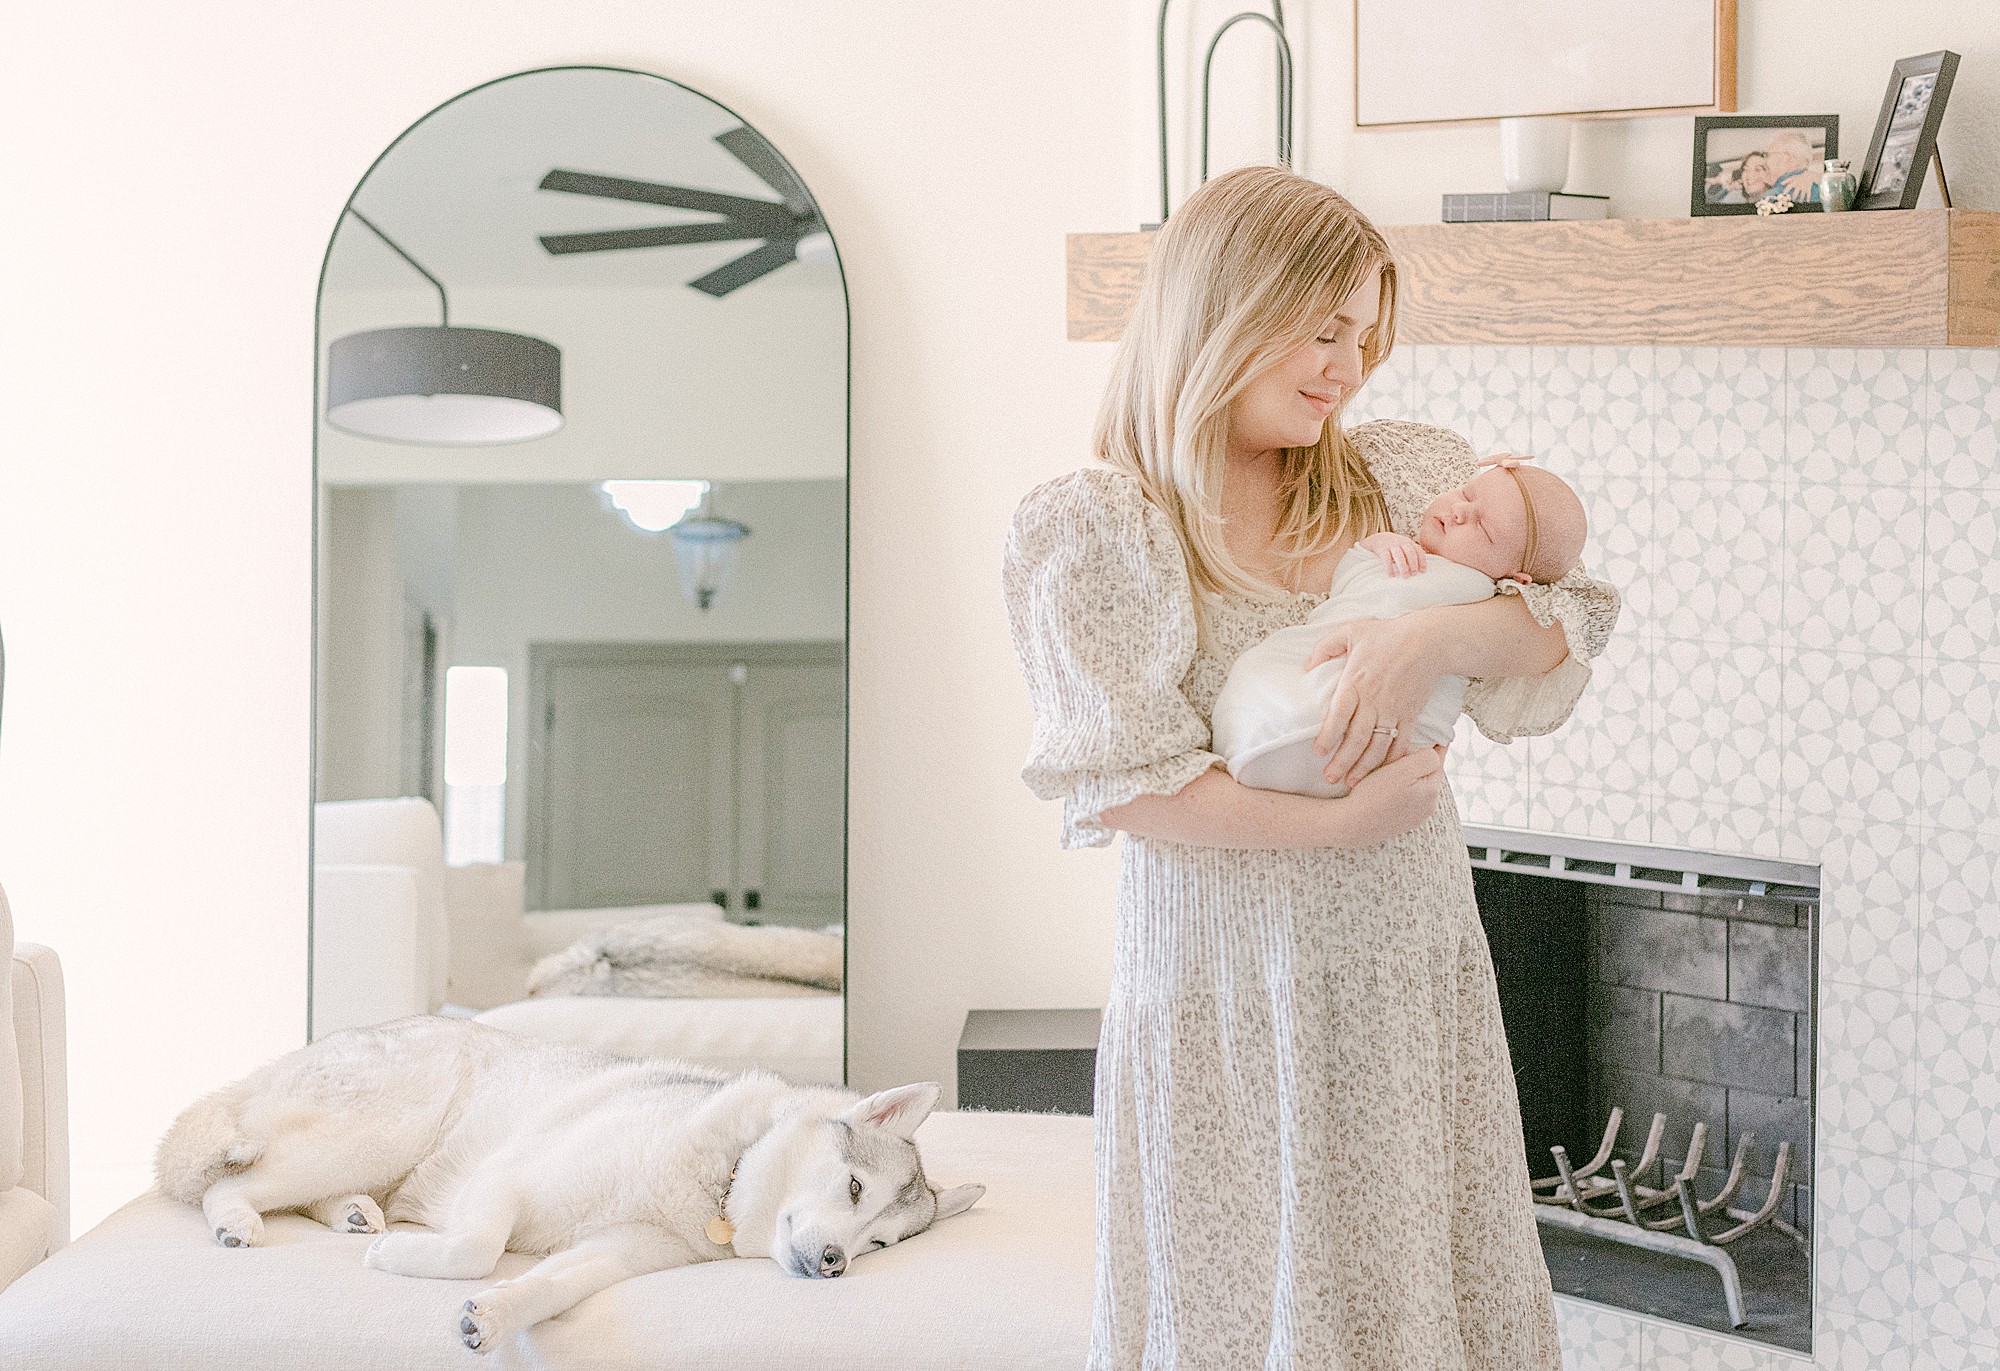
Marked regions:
[1347,346,2000,1369]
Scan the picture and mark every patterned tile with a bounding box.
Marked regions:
[1445,715,1531,829]
[1818,817,1923,996]
[1534,344,1652,481]
[1656,478,1787,645]
[1645,1321,1801,1369]
[1654,791,1788,861]
[1652,638,1785,835]
[1816,983,1917,1160]
[1780,483,1929,656]
[1407,344,1535,456]
[1573,472,1653,636]
[1532,783,1652,846]
[1913,995,2000,1180]
[1909,1162,2000,1359]
[1812,1307,1915,1370]
[1787,349,1929,489]
[1553,1295,1646,1370]
[1922,659,2000,836]
[1346,343,1415,428]
[1814,1143,1917,1325]
[1919,828,2000,1010]
[1926,348,2000,492]
[1779,651,1925,855]
[1539,628,1650,796]
[1923,485,2000,664]
[1655,346,1788,485]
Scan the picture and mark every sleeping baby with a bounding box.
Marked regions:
[1209,458,1589,798]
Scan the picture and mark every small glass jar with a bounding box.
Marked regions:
[1818,159,1858,213]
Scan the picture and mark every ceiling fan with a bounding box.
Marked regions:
[536,126,827,297]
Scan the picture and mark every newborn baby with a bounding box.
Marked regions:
[1210,459,1589,798]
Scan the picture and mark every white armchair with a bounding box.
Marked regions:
[0,881,66,1292]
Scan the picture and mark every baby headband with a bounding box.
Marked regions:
[1491,456,1541,583]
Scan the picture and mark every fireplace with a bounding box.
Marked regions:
[1468,824,1819,1356]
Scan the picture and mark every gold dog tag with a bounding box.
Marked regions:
[706,1215,735,1246]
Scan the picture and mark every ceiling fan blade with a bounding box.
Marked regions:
[539,169,790,233]
[715,127,816,219]
[688,239,799,297]
[540,221,752,256]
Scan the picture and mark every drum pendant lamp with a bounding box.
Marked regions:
[325,209,563,446]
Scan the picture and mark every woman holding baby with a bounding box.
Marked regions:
[1001,164,1620,1370]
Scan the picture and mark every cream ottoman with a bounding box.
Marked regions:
[0,1109,1093,1370]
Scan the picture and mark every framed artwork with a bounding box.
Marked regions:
[1856,50,1959,210]
[1691,115,1838,216]
[1355,0,1736,127]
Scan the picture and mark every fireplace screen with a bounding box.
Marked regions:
[1465,826,1818,1356]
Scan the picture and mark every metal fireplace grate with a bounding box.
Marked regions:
[1461,826,1820,904]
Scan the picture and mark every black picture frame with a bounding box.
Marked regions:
[1856,50,1959,211]
[1690,115,1840,217]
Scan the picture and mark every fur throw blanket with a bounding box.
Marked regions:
[527,914,843,999]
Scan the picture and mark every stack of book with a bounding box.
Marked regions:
[1441,191,1610,222]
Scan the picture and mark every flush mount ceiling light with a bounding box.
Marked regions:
[600,479,711,532]
[325,208,563,446]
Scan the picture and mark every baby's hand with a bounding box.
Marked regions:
[1358,531,1426,578]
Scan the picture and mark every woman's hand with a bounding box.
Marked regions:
[1334,744,1448,846]
[1304,612,1449,788]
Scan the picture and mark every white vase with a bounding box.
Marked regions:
[1499,116,1574,194]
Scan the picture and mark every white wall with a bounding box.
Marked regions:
[1,0,1994,1235]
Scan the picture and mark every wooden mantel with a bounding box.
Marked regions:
[1067,209,2000,348]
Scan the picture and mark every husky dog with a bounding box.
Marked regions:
[155,1016,983,1353]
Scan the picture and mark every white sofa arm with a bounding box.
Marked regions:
[10,945,65,1251]
[311,865,426,1039]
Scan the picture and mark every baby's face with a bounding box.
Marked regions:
[1417,469,1531,582]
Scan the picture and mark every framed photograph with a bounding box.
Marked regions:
[1691,115,1838,216]
[1856,50,1959,210]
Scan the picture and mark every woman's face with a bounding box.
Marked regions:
[1738,153,1773,197]
[1226,266,1382,462]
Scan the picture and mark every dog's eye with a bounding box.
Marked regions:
[870,1239,887,1250]
[849,1175,862,1205]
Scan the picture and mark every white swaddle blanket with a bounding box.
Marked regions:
[1210,545,1499,798]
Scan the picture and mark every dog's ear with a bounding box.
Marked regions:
[932,1183,984,1222]
[840,1082,940,1139]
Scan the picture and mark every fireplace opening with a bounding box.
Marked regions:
[1467,826,1818,1357]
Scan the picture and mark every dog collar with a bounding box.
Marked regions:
[705,1156,741,1247]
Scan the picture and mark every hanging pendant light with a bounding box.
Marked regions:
[668,489,750,612]
[325,208,563,446]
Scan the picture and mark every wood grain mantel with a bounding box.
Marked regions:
[1067,209,2000,348]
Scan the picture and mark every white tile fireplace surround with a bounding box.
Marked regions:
[1345,346,1999,1370]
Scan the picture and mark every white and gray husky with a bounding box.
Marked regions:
[155,1016,983,1353]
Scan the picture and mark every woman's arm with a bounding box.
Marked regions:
[1098,747,1448,850]
[1301,593,1569,789]
[1423,591,1570,679]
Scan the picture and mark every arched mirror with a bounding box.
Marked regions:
[310,67,848,1085]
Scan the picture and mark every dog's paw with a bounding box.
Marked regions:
[213,1215,262,1249]
[363,1232,405,1272]
[337,1196,384,1234]
[459,1297,499,1354]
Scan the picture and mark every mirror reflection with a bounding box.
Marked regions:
[310,67,847,1086]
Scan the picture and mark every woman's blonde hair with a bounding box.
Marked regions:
[1092,163,1399,626]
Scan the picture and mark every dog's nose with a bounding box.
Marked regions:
[818,1244,846,1278]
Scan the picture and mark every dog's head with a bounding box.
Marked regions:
[749,1082,983,1279]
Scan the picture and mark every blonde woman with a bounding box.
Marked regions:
[1001,165,1621,1369]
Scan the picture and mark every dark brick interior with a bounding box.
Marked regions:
[1585,886,1815,1238]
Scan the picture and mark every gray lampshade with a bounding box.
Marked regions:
[326,325,562,445]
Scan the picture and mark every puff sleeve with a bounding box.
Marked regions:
[1350,419,1625,745]
[1001,468,1225,848]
